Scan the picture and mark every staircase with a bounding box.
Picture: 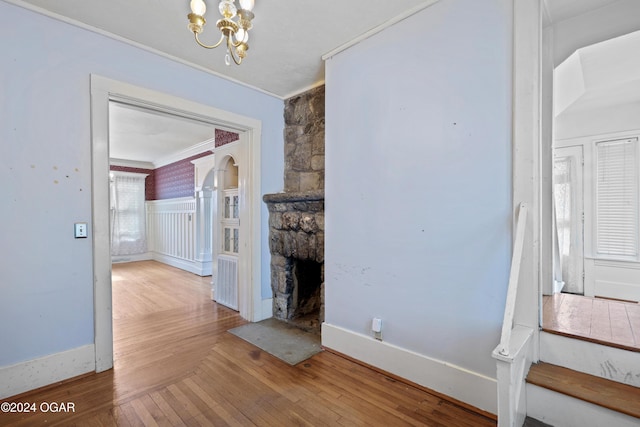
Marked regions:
[524,331,640,426]
[492,202,640,426]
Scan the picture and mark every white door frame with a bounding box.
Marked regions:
[90,75,262,372]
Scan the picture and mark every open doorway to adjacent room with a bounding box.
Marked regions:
[91,75,263,372]
[546,29,640,351]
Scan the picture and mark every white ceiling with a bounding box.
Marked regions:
[555,30,640,117]
[108,102,217,166]
[14,0,437,99]
[10,0,629,163]
[543,0,620,24]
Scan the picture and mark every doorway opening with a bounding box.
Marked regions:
[91,75,264,372]
[545,30,640,352]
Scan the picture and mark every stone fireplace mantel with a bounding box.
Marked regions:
[263,190,324,204]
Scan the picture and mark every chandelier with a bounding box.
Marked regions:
[187,0,255,66]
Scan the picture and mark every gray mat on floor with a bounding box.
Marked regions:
[228,318,322,365]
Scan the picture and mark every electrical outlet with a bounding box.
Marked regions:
[372,317,382,333]
[74,222,88,238]
[372,317,383,341]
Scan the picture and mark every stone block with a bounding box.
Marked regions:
[311,154,324,171]
[312,132,325,155]
[300,214,318,234]
[305,201,324,212]
[299,172,322,192]
[284,171,300,192]
[315,212,324,231]
[316,232,324,263]
[307,234,317,261]
[296,232,309,260]
[269,212,283,230]
[273,294,290,319]
[269,232,283,256]
[270,253,287,268]
[284,126,304,142]
[277,269,290,293]
[281,212,300,230]
[283,231,297,257]
[290,140,312,170]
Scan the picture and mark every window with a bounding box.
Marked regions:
[595,138,638,259]
[110,171,148,256]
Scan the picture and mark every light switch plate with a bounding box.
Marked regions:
[74,222,88,238]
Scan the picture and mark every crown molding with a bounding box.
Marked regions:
[109,158,154,170]
[153,138,215,168]
[322,0,440,61]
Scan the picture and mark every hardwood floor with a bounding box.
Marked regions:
[1,261,495,426]
[543,293,640,352]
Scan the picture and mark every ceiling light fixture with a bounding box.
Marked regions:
[187,0,255,66]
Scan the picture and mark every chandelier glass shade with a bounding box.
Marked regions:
[187,0,255,65]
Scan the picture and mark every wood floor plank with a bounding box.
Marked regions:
[628,304,640,347]
[148,391,187,427]
[543,293,640,352]
[590,298,612,341]
[0,261,495,427]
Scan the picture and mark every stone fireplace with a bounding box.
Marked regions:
[264,85,325,332]
[263,191,324,331]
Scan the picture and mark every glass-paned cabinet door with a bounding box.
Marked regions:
[233,195,239,219]
[223,226,239,254]
[223,189,239,220]
[222,189,239,254]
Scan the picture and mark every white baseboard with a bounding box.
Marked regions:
[321,323,497,415]
[151,253,211,276]
[111,252,152,263]
[0,344,95,399]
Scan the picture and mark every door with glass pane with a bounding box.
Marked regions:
[215,188,240,310]
[222,189,240,255]
[553,146,584,294]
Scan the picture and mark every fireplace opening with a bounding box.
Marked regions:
[288,258,322,331]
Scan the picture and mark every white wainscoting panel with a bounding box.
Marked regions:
[146,198,201,273]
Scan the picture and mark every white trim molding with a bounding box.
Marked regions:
[90,75,264,375]
[322,1,441,61]
[153,138,215,169]
[109,158,154,169]
[0,345,95,399]
[322,323,497,415]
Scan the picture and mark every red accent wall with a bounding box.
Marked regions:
[215,129,239,147]
[110,130,239,200]
[152,152,212,200]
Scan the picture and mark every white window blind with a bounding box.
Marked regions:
[596,138,638,258]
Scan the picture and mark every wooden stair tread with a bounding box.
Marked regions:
[527,362,640,419]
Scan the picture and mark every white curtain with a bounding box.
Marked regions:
[553,156,579,293]
[110,172,148,256]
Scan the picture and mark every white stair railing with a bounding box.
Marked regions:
[497,202,528,357]
[492,202,533,427]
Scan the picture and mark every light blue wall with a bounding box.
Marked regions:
[324,0,512,378]
[0,1,283,366]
